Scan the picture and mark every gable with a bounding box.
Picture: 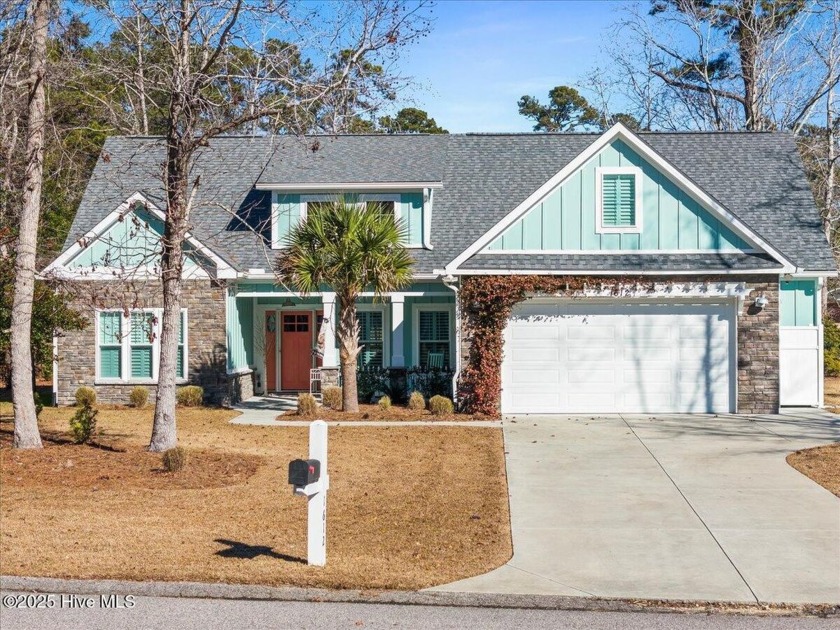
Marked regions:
[65,205,206,273]
[484,138,751,253]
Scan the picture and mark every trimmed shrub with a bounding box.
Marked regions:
[297,393,318,416]
[356,366,390,403]
[162,446,187,472]
[406,366,454,399]
[74,386,96,407]
[378,394,392,410]
[129,386,149,409]
[407,391,425,411]
[69,402,98,444]
[33,392,44,419]
[322,386,342,410]
[429,395,454,416]
[176,385,203,407]
[824,316,840,376]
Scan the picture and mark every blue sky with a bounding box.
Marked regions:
[396,1,630,133]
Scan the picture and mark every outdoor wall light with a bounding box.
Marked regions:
[754,295,769,309]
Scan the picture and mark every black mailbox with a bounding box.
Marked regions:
[288,459,320,487]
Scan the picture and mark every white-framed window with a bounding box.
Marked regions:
[595,166,643,233]
[300,193,401,222]
[413,304,454,369]
[96,308,188,383]
[357,304,388,368]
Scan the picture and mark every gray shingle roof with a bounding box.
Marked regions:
[459,252,782,272]
[61,131,834,275]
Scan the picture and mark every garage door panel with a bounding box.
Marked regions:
[502,300,734,414]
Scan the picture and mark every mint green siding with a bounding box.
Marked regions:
[273,194,302,246]
[226,289,254,372]
[487,139,750,252]
[68,207,201,270]
[273,193,425,247]
[401,193,424,246]
[780,279,818,327]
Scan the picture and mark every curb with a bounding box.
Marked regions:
[2,576,838,618]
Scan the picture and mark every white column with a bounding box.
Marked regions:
[390,293,405,368]
[321,292,337,368]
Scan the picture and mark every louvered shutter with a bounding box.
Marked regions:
[602,174,636,227]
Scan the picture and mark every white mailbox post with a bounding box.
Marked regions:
[289,420,329,566]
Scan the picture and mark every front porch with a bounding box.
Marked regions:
[224,281,457,401]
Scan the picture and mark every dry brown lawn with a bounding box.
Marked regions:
[283,403,490,422]
[824,376,840,409]
[787,442,840,497]
[0,403,510,590]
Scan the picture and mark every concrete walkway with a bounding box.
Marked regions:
[433,409,840,604]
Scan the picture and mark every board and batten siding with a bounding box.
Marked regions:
[779,279,818,327]
[272,192,425,247]
[226,289,253,372]
[486,139,750,252]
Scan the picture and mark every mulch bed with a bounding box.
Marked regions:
[786,442,840,497]
[281,403,492,422]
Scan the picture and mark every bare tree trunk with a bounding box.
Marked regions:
[826,85,836,243]
[337,293,360,413]
[11,0,48,450]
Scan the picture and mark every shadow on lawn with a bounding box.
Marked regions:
[214,538,306,564]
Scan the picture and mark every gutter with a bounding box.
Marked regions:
[441,274,461,405]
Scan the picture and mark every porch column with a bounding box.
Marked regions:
[390,293,405,367]
[321,292,338,368]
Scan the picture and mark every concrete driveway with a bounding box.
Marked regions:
[434,410,840,604]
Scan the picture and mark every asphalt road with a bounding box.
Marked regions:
[0,593,835,630]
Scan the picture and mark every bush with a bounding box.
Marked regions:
[129,386,149,409]
[74,386,96,407]
[356,366,391,404]
[176,385,203,407]
[162,446,187,472]
[406,367,454,399]
[824,316,840,376]
[322,386,342,410]
[429,395,454,416]
[297,393,318,416]
[33,392,44,419]
[378,394,392,410]
[69,402,98,444]
[407,391,425,411]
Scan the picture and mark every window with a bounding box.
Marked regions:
[97,309,188,382]
[418,309,451,369]
[99,312,122,379]
[596,167,642,233]
[358,310,384,368]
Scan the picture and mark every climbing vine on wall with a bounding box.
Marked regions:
[458,275,668,416]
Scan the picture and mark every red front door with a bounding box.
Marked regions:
[281,312,312,390]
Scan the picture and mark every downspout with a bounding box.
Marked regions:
[52,334,58,406]
[442,274,460,405]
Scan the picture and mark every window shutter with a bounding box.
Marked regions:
[100,347,121,378]
[131,312,154,344]
[99,312,122,344]
[602,174,636,227]
[177,346,185,378]
[131,347,153,379]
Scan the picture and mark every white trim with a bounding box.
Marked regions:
[422,188,434,250]
[477,248,763,255]
[444,123,796,273]
[44,192,235,279]
[595,166,643,234]
[439,268,783,276]
[412,303,456,370]
[256,182,442,191]
[235,290,454,298]
[819,277,825,407]
[357,303,390,368]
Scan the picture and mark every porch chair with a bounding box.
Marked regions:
[427,352,444,369]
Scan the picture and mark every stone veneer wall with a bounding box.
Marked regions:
[56,280,230,406]
[735,277,780,414]
[459,275,780,415]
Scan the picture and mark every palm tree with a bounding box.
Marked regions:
[277,197,413,412]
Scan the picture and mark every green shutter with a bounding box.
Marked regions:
[99,311,122,344]
[100,347,121,378]
[419,311,450,368]
[131,312,155,343]
[602,174,636,227]
[131,346,153,378]
[177,346,185,378]
[358,311,384,367]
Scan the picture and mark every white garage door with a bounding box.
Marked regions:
[501,299,735,414]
